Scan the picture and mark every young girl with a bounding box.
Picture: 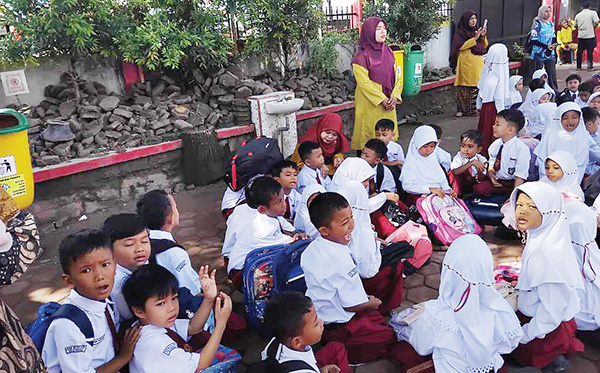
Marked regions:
[507,75,524,108]
[401,125,453,206]
[510,182,583,370]
[519,88,553,121]
[586,91,600,110]
[527,101,556,138]
[532,69,554,93]
[557,18,577,64]
[540,150,584,201]
[392,234,522,372]
[293,184,326,239]
[565,201,600,331]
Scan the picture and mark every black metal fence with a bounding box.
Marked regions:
[323,5,358,31]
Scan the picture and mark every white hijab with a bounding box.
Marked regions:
[507,75,524,107]
[585,92,600,107]
[528,102,556,137]
[520,88,552,120]
[422,234,523,372]
[293,184,326,239]
[400,125,449,192]
[509,182,582,291]
[331,157,375,190]
[539,150,584,200]
[477,44,510,112]
[337,180,381,278]
[532,68,553,92]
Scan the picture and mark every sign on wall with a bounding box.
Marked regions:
[0,69,30,96]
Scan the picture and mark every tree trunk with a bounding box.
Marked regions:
[181,129,230,186]
[69,57,82,105]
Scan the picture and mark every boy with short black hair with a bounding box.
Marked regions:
[272,160,302,221]
[374,119,404,167]
[487,108,531,194]
[261,291,351,373]
[136,189,202,295]
[361,138,397,193]
[429,124,451,173]
[123,264,240,372]
[583,106,600,175]
[450,130,489,196]
[296,141,332,193]
[577,80,595,107]
[565,73,582,101]
[42,229,140,373]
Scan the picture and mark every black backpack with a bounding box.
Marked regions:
[225,137,284,191]
[524,20,540,55]
[246,339,318,373]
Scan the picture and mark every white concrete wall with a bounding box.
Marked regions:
[423,24,452,69]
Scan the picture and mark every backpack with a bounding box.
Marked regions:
[524,20,540,55]
[25,302,94,353]
[225,137,284,191]
[246,339,317,373]
[464,195,507,227]
[149,238,184,262]
[385,221,433,272]
[272,240,310,294]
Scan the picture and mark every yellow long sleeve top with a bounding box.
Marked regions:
[454,37,488,87]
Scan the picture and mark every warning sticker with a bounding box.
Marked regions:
[0,155,16,177]
[0,174,26,197]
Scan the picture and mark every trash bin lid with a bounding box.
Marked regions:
[0,109,28,134]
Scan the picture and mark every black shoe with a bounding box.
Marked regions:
[541,356,571,373]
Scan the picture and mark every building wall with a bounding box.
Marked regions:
[424,24,452,69]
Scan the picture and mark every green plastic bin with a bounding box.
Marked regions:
[402,45,425,96]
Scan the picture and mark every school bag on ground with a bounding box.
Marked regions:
[246,338,317,373]
[583,168,600,204]
[385,221,433,274]
[225,137,284,191]
[416,194,482,245]
[464,195,507,227]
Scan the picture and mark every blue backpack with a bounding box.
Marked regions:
[25,302,94,353]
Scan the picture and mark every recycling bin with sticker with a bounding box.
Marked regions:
[0,109,34,209]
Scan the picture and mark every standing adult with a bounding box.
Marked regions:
[450,10,488,117]
[530,5,558,92]
[574,1,600,70]
[351,17,402,151]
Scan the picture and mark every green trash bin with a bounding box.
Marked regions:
[402,45,425,97]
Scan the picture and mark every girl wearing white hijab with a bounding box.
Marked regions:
[400,125,452,205]
[476,43,510,155]
[532,69,554,93]
[540,150,584,201]
[509,182,584,369]
[393,234,522,373]
[565,201,600,331]
[519,88,553,121]
[526,101,556,137]
[585,91,600,109]
[293,184,326,239]
[534,102,598,183]
[506,75,524,108]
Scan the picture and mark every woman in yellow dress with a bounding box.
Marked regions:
[450,10,488,117]
[351,17,402,151]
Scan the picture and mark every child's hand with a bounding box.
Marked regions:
[367,295,382,310]
[489,173,502,188]
[199,265,218,301]
[429,188,445,198]
[471,160,486,173]
[447,190,457,198]
[119,324,141,362]
[320,365,341,373]
[320,165,330,178]
[384,192,399,204]
[292,232,310,241]
[215,292,232,326]
[333,157,342,168]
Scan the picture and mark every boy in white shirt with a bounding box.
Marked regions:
[261,291,351,373]
[361,138,397,193]
[583,106,600,175]
[375,119,404,189]
[42,230,140,373]
[124,264,240,373]
[296,141,332,194]
[450,130,490,197]
[300,192,399,364]
[565,73,581,101]
[272,160,302,221]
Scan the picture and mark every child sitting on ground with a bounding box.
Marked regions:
[42,230,140,373]
[587,92,600,110]
[296,141,332,194]
[584,106,600,175]
[430,124,451,173]
[540,151,585,201]
[123,264,240,372]
[507,75,524,108]
[375,118,404,169]
[271,160,302,221]
[137,189,202,295]
[449,130,489,197]
[564,73,581,101]
[361,138,397,193]
[294,184,327,239]
[577,80,594,107]
[260,291,351,373]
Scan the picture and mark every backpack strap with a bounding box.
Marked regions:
[165,328,194,352]
[149,239,184,264]
[265,339,318,373]
[376,163,384,192]
[52,304,94,346]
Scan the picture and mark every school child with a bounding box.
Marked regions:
[587,92,600,110]
[271,160,302,221]
[261,291,351,373]
[429,124,451,173]
[507,75,524,108]
[527,100,556,138]
[293,184,327,239]
[361,138,397,193]
[540,151,585,201]
[519,78,546,118]
[123,264,240,372]
[400,125,454,206]
[137,189,202,295]
[519,88,553,123]
[227,176,308,288]
[42,230,141,373]
[577,80,594,107]
[449,130,489,196]
[564,73,581,101]
[509,182,584,371]
[392,234,522,373]
[375,118,405,167]
[220,186,246,220]
[296,141,332,194]
[584,106,600,175]
[532,69,554,93]
[487,108,531,195]
[300,192,400,364]
[221,203,257,260]
[476,43,511,155]
[557,19,577,64]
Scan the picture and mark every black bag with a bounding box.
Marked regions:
[465,195,507,226]
[225,137,284,191]
[524,20,539,55]
[583,168,600,204]
[380,241,414,268]
[381,200,410,227]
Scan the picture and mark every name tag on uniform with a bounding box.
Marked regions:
[65,345,87,354]
[348,267,358,278]
[176,260,186,272]
[163,342,177,356]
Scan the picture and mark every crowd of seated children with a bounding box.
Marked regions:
[449,129,489,197]
[296,141,332,194]
[584,106,600,175]
[271,160,301,221]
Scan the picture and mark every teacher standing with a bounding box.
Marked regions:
[450,10,488,117]
[351,16,402,151]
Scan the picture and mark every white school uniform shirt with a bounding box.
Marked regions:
[220,186,246,211]
[222,204,257,258]
[488,136,531,180]
[450,152,487,178]
[294,184,326,239]
[285,188,302,219]
[576,96,587,108]
[261,338,319,372]
[301,236,369,324]
[42,290,118,373]
[436,147,452,173]
[111,264,135,320]
[587,132,600,175]
[149,230,202,295]
[227,213,293,272]
[296,165,332,194]
[129,319,199,373]
[372,164,396,193]
[385,141,405,163]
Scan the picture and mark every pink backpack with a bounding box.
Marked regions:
[386,221,433,270]
[416,194,482,245]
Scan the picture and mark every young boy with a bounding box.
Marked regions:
[137,189,202,295]
[261,291,351,373]
[123,264,239,372]
[361,139,397,193]
[296,141,332,194]
[271,160,302,221]
[42,230,140,373]
[430,124,451,173]
[300,192,398,364]
[577,80,594,107]
[487,108,531,195]
[584,106,600,175]
[565,73,582,101]
[450,130,489,196]
[374,119,404,167]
